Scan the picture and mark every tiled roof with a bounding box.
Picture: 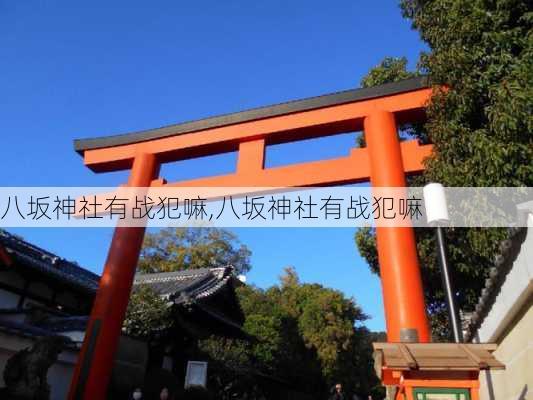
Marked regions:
[134,266,247,334]
[0,318,80,351]
[0,230,99,293]
[463,227,527,341]
[133,266,234,304]
[37,316,89,333]
[0,318,55,339]
[0,306,87,335]
[0,317,75,345]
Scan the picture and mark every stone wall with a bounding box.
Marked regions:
[479,299,532,400]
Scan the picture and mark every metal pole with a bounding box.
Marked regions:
[435,226,463,343]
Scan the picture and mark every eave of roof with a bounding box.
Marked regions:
[74,76,429,153]
[134,266,245,326]
[0,229,99,293]
[464,226,529,342]
[133,266,233,301]
[0,318,57,339]
[37,316,89,333]
[0,318,75,348]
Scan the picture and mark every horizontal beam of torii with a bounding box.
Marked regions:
[69,76,434,400]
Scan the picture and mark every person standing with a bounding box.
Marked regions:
[329,383,345,400]
[158,387,170,400]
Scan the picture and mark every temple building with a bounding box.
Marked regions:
[0,229,247,399]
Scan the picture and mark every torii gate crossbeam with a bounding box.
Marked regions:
[69,77,433,399]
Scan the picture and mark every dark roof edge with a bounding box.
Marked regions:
[0,229,100,293]
[464,227,528,342]
[133,266,230,283]
[74,76,429,153]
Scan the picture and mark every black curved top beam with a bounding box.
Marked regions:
[74,76,429,154]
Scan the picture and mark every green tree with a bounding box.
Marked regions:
[355,0,532,339]
[123,284,172,339]
[272,267,366,382]
[360,56,418,88]
[125,227,250,339]
[201,267,382,398]
[401,0,532,187]
[127,228,382,398]
[357,57,423,147]
[139,227,251,274]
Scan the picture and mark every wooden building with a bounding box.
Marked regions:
[0,229,247,399]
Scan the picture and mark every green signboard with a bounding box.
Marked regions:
[413,387,471,400]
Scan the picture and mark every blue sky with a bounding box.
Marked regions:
[1,1,426,331]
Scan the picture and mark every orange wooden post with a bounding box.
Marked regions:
[236,139,265,183]
[364,110,430,343]
[68,153,160,400]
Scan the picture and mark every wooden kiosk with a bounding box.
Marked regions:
[373,343,505,400]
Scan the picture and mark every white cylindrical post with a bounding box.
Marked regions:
[423,183,450,225]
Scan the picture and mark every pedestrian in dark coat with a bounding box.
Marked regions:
[329,383,345,400]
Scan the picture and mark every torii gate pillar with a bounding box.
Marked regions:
[365,110,430,343]
[67,153,159,400]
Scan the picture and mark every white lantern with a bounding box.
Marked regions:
[423,183,450,224]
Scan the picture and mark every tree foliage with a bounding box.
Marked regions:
[123,284,172,339]
[355,1,532,339]
[358,57,424,146]
[128,227,251,338]
[127,229,383,398]
[139,227,252,275]
[360,56,418,88]
[401,0,532,187]
[200,267,383,399]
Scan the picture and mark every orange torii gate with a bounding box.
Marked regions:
[69,77,434,399]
